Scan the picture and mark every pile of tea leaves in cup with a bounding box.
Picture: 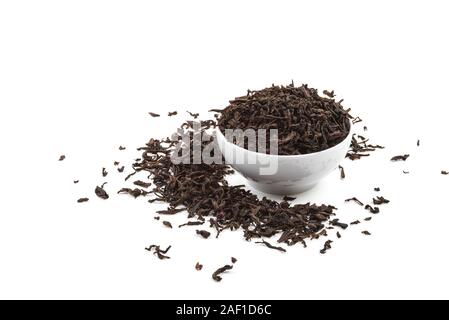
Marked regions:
[213,83,353,155]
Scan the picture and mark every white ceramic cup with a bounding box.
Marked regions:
[215,124,352,195]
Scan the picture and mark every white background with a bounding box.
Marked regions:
[1,0,449,300]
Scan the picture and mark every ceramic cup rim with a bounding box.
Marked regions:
[216,121,353,159]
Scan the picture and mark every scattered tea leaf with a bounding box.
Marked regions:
[442,171,449,175]
[320,240,333,254]
[162,221,173,228]
[102,168,108,177]
[336,231,341,239]
[364,217,372,221]
[338,165,345,179]
[119,146,126,151]
[59,155,66,161]
[117,166,125,173]
[168,111,178,117]
[255,239,286,253]
[73,180,79,184]
[145,245,171,260]
[352,116,362,124]
[148,112,160,117]
[95,183,109,200]
[231,257,237,264]
[124,171,137,181]
[118,188,150,198]
[330,219,348,230]
[77,197,89,203]
[195,262,203,271]
[361,231,371,236]
[346,134,383,160]
[212,264,233,282]
[365,205,380,214]
[196,230,211,239]
[374,187,380,192]
[345,197,364,206]
[391,154,409,161]
[373,196,390,205]
[323,90,335,98]
[179,221,204,228]
[157,208,186,215]
[133,180,152,188]
[350,220,361,225]
[187,111,199,119]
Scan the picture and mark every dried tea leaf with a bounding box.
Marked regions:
[346,134,383,160]
[330,219,348,230]
[373,196,390,205]
[345,197,364,206]
[77,197,89,203]
[323,90,335,98]
[124,171,137,181]
[365,205,380,214]
[338,165,345,179]
[179,221,204,228]
[352,116,362,124]
[187,111,200,119]
[157,208,185,215]
[255,239,286,253]
[195,262,203,271]
[196,230,211,239]
[163,221,173,228]
[118,188,150,198]
[320,240,333,254]
[95,183,109,200]
[145,245,171,260]
[391,154,409,161]
[148,112,160,117]
[133,180,152,188]
[212,264,233,282]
